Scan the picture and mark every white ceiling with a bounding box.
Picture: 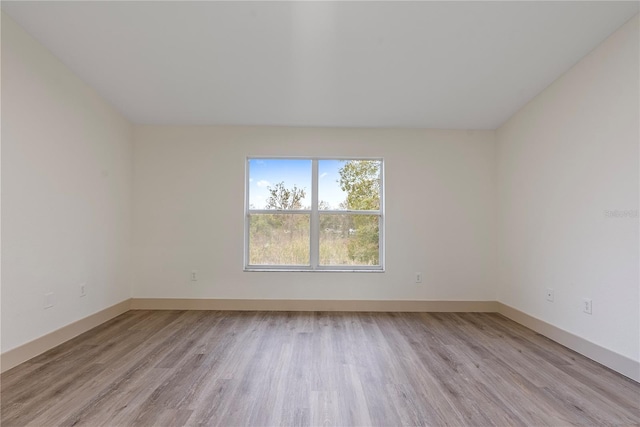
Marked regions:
[2,1,638,129]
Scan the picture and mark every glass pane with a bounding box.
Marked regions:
[249,159,311,210]
[319,214,379,266]
[249,214,310,265]
[318,160,381,210]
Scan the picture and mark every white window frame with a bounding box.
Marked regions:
[244,157,385,272]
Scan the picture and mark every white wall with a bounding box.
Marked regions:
[497,16,639,363]
[133,126,496,301]
[1,13,133,352]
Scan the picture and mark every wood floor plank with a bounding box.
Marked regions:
[2,311,639,427]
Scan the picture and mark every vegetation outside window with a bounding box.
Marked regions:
[245,158,384,271]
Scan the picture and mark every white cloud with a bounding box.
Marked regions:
[249,178,254,182]
[320,172,328,179]
[249,195,265,209]
[257,180,270,187]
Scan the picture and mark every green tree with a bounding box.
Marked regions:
[264,182,307,240]
[265,182,306,210]
[338,161,381,264]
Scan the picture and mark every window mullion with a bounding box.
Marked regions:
[310,160,319,269]
[379,161,384,268]
[245,159,251,268]
[248,209,310,215]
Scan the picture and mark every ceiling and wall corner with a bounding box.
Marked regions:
[496,14,639,372]
[1,11,134,353]
[1,1,638,129]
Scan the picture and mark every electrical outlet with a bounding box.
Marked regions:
[191,270,198,282]
[44,292,54,309]
[583,298,592,314]
[415,272,422,283]
[80,283,86,297]
[545,288,554,302]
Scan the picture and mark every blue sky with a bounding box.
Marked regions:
[248,159,349,209]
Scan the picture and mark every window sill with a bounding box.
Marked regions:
[243,268,385,273]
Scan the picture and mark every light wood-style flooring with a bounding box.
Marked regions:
[2,310,639,426]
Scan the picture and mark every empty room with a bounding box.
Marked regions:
[1,1,639,426]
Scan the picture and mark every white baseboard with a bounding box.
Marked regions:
[496,302,640,383]
[2,298,637,383]
[0,299,131,373]
[129,298,498,312]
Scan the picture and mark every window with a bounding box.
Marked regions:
[245,158,384,271]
